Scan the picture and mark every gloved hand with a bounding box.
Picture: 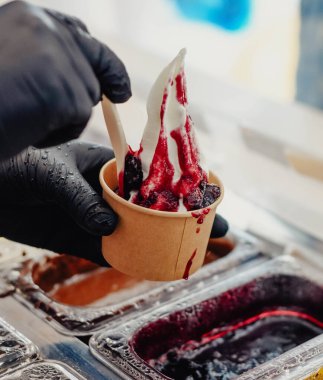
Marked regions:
[0,141,116,266]
[210,214,228,239]
[0,140,228,265]
[0,0,131,160]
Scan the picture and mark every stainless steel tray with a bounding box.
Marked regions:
[0,317,38,376]
[0,360,85,380]
[89,254,323,380]
[6,230,265,336]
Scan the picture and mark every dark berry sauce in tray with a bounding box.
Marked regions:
[131,274,323,380]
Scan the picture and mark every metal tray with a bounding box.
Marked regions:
[0,317,38,376]
[6,230,265,336]
[0,360,85,380]
[89,254,323,380]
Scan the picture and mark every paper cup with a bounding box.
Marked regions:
[99,159,224,281]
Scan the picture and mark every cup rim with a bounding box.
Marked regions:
[99,159,224,218]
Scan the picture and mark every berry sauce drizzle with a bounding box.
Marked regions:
[175,72,187,105]
[191,208,210,224]
[118,171,125,198]
[119,70,220,211]
[183,249,197,280]
[138,88,175,210]
[180,309,323,351]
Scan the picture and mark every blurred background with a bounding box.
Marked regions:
[1,0,323,244]
[9,0,301,102]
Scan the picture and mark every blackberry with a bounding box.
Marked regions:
[185,187,203,210]
[140,190,178,211]
[201,184,221,208]
[123,153,143,199]
[155,190,178,211]
[139,192,157,209]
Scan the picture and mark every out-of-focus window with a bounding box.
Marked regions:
[11,0,323,109]
[296,0,323,110]
[113,0,300,103]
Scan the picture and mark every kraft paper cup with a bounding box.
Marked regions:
[99,159,224,281]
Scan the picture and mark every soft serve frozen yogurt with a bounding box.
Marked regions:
[119,49,221,212]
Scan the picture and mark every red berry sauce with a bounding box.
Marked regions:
[130,275,323,380]
[183,249,197,280]
[120,71,220,211]
[191,208,210,224]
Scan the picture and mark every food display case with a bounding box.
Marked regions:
[90,254,323,379]
[5,230,261,336]
[1,23,323,380]
[1,220,323,379]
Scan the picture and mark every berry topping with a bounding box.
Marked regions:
[123,153,143,200]
[201,183,221,208]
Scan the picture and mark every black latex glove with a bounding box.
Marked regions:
[0,141,116,266]
[210,214,228,239]
[0,0,131,160]
[0,140,228,265]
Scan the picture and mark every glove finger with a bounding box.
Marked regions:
[46,10,131,103]
[210,214,229,238]
[76,35,131,103]
[0,203,108,266]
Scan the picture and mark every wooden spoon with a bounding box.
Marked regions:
[101,95,128,180]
